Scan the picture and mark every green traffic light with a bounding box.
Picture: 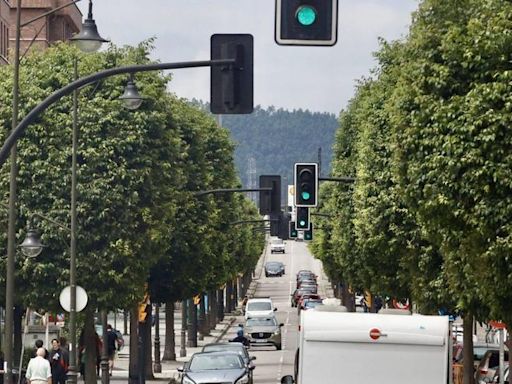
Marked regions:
[296,5,317,26]
[301,191,311,200]
[299,220,306,227]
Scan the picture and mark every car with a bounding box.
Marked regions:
[244,297,277,319]
[297,283,317,293]
[298,298,323,314]
[270,238,285,254]
[244,316,284,350]
[178,351,252,384]
[201,343,256,384]
[475,349,509,384]
[296,270,317,283]
[296,279,317,289]
[265,261,285,277]
[291,288,318,307]
[490,365,509,384]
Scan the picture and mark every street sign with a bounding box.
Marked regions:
[59,285,88,312]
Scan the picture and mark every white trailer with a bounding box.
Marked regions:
[283,310,449,384]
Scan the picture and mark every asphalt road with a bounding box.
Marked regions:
[218,239,332,384]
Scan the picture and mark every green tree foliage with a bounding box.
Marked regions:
[311,0,512,323]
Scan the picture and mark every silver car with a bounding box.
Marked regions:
[245,316,284,350]
[179,351,252,384]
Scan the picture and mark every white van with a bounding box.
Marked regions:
[245,297,277,319]
[282,310,449,384]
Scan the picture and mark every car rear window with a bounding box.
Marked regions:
[247,302,272,311]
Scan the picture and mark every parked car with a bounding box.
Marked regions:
[265,261,285,277]
[270,238,285,254]
[178,351,252,384]
[475,349,509,383]
[201,343,256,384]
[244,316,283,350]
[245,297,277,319]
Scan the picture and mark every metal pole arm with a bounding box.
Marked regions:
[0,58,235,167]
[20,0,81,28]
[230,219,277,225]
[319,177,356,183]
[310,213,333,218]
[194,187,272,197]
[30,212,70,232]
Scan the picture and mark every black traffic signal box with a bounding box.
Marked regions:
[304,224,313,241]
[295,206,310,230]
[259,175,281,215]
[294,163,318,207]
[289,221,298,239]
[211,34,254,114]
[275,0,338,46]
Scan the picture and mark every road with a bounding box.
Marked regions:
[218,239,332,384]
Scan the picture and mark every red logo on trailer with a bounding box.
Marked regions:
[369,328,381,340]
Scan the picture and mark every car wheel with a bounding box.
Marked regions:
[276,344,282,351]
[265,273,269,277]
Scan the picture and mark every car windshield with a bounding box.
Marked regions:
[189,354,243,371]
[305,301,322,308]
[247,302,272,311]
[271,239,283,245]
[203,345,247,359]
[247,317,277,327]
[266,263,282,269]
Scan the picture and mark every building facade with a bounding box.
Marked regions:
[0,0,82,64]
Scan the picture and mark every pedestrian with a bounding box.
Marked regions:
[25,348,52,384]
[49,339,68,384]
[31,340,49,359]
[106,324,120,376]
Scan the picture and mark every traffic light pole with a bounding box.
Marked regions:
[230,219,277,225]
[194,187,272,197]
[0,58,237,167]
[319,176,355,183]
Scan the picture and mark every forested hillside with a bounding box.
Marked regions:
[193,102,339,199]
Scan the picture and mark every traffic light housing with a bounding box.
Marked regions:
[289,221,298,238]
[304,224,313,241]
[275,0,338,46]
[259,175,281,215]
[294,163,318,207]
[295,206,310,230]
[211,34,254,114]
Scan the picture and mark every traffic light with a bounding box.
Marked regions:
[304,224,313,241]
[294,163,318,207]
[289,221,298,238]
[295,206,310,230]
[210,34,254,114]
[259,175,281,215]
[275,0,338,46]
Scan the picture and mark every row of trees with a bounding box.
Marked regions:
[0,41,264,381]
[311,0,511,380]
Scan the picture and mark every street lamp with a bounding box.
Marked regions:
[5,1,84,383]
[70,0,108,53]
[119,74,144,110]
[19,228,45,258]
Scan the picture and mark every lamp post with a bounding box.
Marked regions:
[4,2,83,383]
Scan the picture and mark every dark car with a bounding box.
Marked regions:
[201,343,256,384]
[178,351,252,384]
[265,261,285,277]
[296,278,317,289]
[298,298,323,313]
[291,288,318,307]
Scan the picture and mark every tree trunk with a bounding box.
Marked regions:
[187,299,197,347]
[80,308,98,384]
[341,283,355,312]
[225,283,233,313]
[13,305,23,367]
[143,305,153,380]
[162,302,176,361]
[123,310,128,335]
[463,312,475,384]
[128,305,139,384]
[217,289,225,322]
[209,291,217,330]
[198,295,206,340]
[233,279,238,310]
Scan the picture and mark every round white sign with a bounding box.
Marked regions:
[59,285,88,312]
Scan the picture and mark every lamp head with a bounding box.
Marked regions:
[70,0,108,53]
[120,77,143,110]
[20,229,45,258]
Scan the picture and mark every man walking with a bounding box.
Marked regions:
[26,348,52,384]
[49,339,68,384]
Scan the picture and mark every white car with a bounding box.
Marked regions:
[245,297,277,319]
[270,238,285,254]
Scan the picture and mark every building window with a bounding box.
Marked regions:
[0,20,8,61]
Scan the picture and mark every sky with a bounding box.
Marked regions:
[77,1,419,115]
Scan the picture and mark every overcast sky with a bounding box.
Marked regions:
[77,1,418,115]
